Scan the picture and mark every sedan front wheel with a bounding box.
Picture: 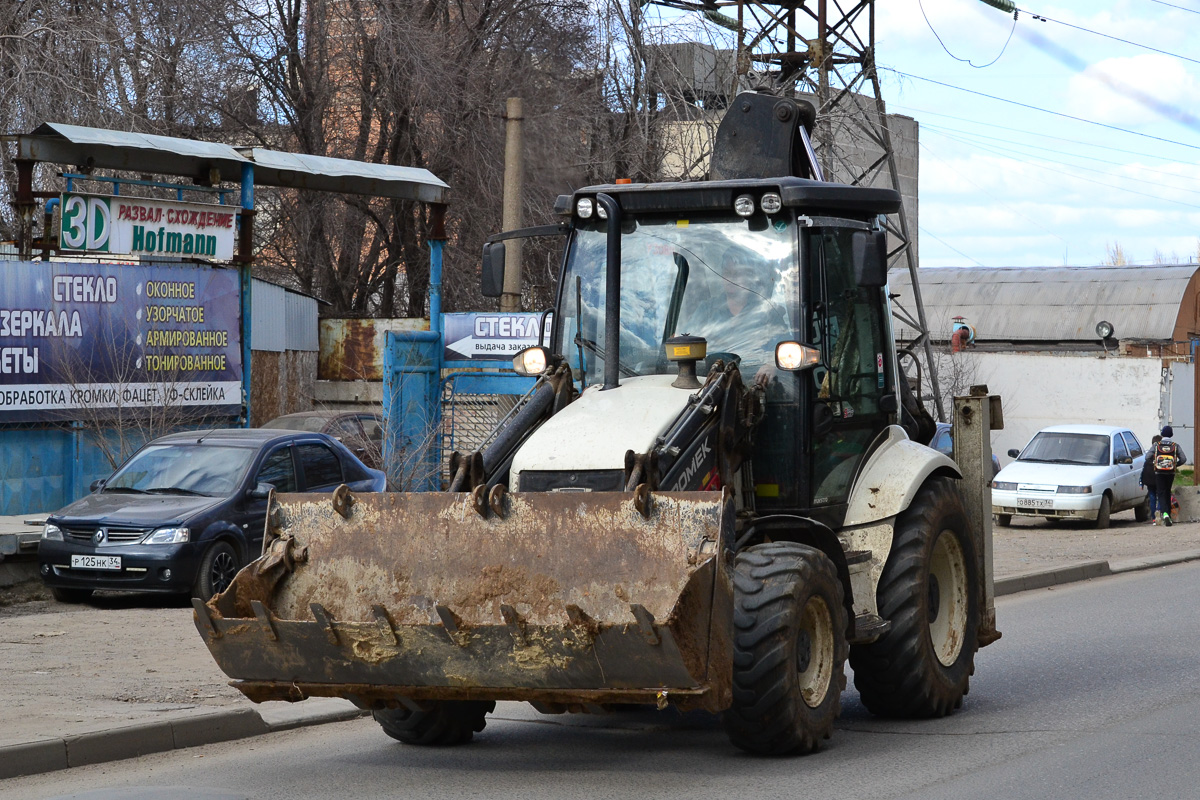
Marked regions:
[193,541,239,602]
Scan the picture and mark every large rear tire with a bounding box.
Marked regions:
[850,477,979,718]
[723,542,848,755]
[374,701,495,746]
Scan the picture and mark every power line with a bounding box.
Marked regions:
[918,0,1017,68]
[924,126,1200,210]
[882,68,1200,151]
[889,103,1190,164]
[1147,0,1200,14]
[921,122,1200,193]
[916,139,1070,252]
[1017,6,1200,67]
[918,226,986,266]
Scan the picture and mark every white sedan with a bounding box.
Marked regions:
[991,424,1151,529]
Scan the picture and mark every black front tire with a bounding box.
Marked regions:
[850,477,979,718]
[374,701,495,746]
[723,542,848,755]
[1092,494,1112,529]
[51,586,94,604]
[192,541,239,602]
[995,514,1012,528]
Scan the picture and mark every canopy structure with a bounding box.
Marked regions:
[15,122,448,204]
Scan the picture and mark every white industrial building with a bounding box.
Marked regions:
[889,265,1200,464]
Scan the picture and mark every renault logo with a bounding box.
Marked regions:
[93,528,107,545]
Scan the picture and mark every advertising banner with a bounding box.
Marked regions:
[442,312,552,362]
[0,261,242,422]
[59,193,237,261]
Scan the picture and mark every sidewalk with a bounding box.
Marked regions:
[2,513,1199,781]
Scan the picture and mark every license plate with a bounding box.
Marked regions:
[71,554,121,570]
[1018,499,1053,509]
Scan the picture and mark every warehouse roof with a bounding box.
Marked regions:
[889,264,1200,343]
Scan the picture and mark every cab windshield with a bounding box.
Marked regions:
[556,213,799,386]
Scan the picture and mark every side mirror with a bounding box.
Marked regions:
[90,479,106,493]
[1007,448,1020,458]
[879,393,899,414]
[1118,455,1133,465]
[247,481,274,500]
[851,230,888,288]
[481,241,506,298]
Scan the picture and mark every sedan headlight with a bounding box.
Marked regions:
[1057,485,1092,494]
[991,481,1017,491]
[41,523,63,541]
[144,527,190,544]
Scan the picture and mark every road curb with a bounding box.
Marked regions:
[0,700,367,780]
[995,549,1200,597]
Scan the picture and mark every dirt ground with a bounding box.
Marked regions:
[2,510,1198,746]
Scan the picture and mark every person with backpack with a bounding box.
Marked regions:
[1140,434,1162,524]
[1152,426,1187,526]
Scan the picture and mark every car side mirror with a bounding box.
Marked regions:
[1118,456,1133,465]
[1007,448,1020,458]
[247,481,274,500]
[851,229,888,288]
[481,241,506,298]
[90,479,106,493]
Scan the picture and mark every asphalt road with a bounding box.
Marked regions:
[4,562,1198,800]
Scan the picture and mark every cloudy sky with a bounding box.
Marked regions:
[657,0,1200,268]
[874,0,1200,268]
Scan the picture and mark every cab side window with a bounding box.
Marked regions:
[256,446,297,493]
[298,443,343,490]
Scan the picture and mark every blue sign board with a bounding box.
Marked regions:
[442,312,552,362]
[0,261,242,422]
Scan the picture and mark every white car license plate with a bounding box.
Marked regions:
[70,554,122,570]
[1019,499,1054,509]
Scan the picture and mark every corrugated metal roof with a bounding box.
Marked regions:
[240,148,447,204]
[889,265,1198,342]
[17,123,447,203]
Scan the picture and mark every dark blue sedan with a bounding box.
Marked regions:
[37,428,386,603]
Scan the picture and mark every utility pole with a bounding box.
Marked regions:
[500,97,525,312]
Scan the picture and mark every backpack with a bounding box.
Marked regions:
[1154,441,1179,472]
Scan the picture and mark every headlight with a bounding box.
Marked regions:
[775,341,821,371]
[991,481,1017,491]
[513,346,550,376]
[596,202,608,220]
[760,192,782,214]
[42,523,63,541]
[1057,485,1092,494]
[733,194,755,217]
[145,527,190,544]
[575,198,594,219]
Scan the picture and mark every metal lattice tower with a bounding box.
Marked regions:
[651,0,946,419]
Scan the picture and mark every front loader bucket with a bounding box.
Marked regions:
[194,487,735,712]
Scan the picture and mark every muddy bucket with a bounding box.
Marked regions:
[194,487,735,712]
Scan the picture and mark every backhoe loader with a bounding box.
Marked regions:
[195,92,999,755]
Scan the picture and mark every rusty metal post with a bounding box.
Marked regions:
[500,98,525,312]
[15,159,35,259]
[953,386,1002,646]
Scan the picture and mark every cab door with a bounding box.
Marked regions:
[804,226,894,523]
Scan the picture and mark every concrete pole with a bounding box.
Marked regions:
[501,97,525,312]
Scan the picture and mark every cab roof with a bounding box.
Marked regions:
[555,176,900,218]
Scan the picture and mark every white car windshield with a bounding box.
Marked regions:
[104,444,257,497]
[1019,433,1110,467]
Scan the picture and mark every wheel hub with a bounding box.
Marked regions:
[795,630,812,673]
